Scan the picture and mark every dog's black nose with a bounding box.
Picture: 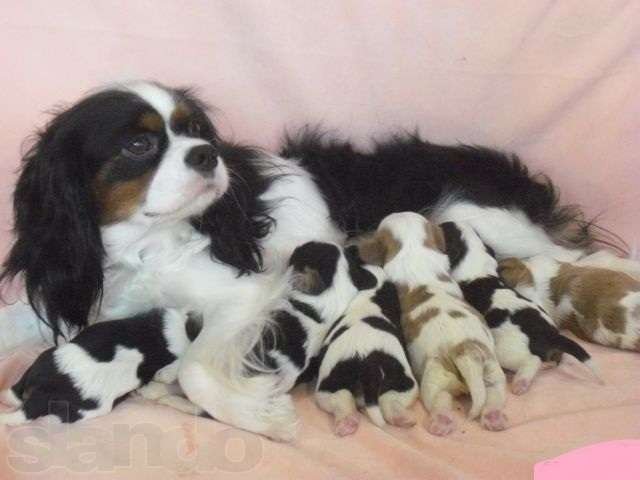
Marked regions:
[185,145,218,175]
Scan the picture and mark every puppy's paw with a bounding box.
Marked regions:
[334,414,360,437]
[388,410,416,428]
[0,389,22,408]
[426,412,455,436]
[481,410,508,431]
[0,410,28,426]
[261,394,299,443]
[511,378,531,395]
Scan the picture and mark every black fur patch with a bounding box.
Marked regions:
[371,281,402,328]
[289,242,341,295]
[317,350,415,405]
[289,299,322,324]
[185,311,203,341]
[344,245,378,290]
[191,141,276,276]
[440,222,467,270]
[327,325,349,344]
[459,276,503,314]
[262,310,308,370]
[11,308,179,422]
[361,316,398,337]
[281,128,588,245]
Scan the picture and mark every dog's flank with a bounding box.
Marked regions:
[445,221,601,394]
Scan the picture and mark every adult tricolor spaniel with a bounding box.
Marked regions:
[0,81,627,439]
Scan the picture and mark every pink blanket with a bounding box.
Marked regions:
[1,1,639,478]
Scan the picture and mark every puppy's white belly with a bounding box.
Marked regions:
[492,323,532,371]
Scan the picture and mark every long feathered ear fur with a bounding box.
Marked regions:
[0,116,104,340]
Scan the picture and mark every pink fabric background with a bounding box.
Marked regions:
[1,2,639,479]
[1,1,639,252]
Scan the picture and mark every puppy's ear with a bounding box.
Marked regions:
[356,233,386,266]
[344,245,378,290]
[425,222,446,252]
[290,267,325,295]
[497,258,533,288]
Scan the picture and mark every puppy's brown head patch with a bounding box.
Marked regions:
[497,258,534,289]
[357,227,402,266]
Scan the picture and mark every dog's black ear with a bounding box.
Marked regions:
[0,113,105,340]
[344,245,377,290]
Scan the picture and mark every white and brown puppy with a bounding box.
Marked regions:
[314,267,418,436]
[443,221,600,395]
[358,212,507,435]
[0,309,201,425]
[499,255,640,353]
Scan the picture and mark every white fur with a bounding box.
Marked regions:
[431,196,583,261]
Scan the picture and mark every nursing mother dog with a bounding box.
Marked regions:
[0,80,631,440]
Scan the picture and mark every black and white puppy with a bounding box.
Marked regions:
[252,242,378,393]
[0,309,201,425]
[315,266,418,436]
[443,221,601,394]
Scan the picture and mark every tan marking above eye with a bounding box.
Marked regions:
[170,103,192,129]
[139,112,164,132]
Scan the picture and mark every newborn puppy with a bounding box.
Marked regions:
[0,309,201,425]
[358,212,507,435]
[443,221,600,395]
[315,266,418,436]
[499,255,640,353]
[254,242,378,392]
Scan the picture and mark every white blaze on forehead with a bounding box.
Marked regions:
[122,81,177,122]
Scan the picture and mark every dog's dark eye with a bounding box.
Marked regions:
[123,134,158,158]
[187,119,201,137]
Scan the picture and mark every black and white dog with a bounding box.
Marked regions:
[0,309,200,425]
[314,267,418,436]
[442,221,601,394]
[0,80,621,439]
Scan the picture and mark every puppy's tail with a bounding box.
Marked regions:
[361,362,387,428]
[453,345,487,419]
[549,335,604,384]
